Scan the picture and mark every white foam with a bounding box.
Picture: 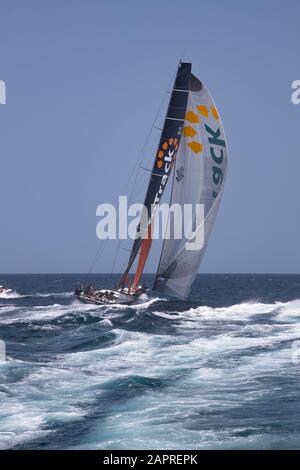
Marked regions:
[278,299,300,321]
[0,404,51,449]
[0,291,74,301]
[0,300,107,325]
[98,318,114,327]
[34,291,73,298]
[0,305,18,315]
[1,297,300,449]
[0,291,21,299]
[183,301,283,321]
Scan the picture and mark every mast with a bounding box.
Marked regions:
[119,62,191,290]
[153,130,178,291]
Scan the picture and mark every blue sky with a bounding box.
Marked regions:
[0,0,299,273]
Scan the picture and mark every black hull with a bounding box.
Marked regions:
[75,292,142,306]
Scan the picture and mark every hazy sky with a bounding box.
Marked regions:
[0,0,299,273]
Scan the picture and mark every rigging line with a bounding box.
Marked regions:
[111,241,135,275]
[127,64,178,179]
[137,141,158,170]
[120,63,185,280]
[88,164,147,276]
[110,177,149,275]
[111,134,163,273]
[120,69,177,196]
[140,167,164,176]
[111,239,121,275]
[120,64,178,207]
[127,144,157,199]
[88,243,106,275]
[88,100,171,276]
[110,134,160,275]
[114,171,150,273]
[88,69,177,277]
[109,165,151,275]
[111,242,129,275]
[128,85,183,202]
[127,166,155,208]
[110,66,180,277]
[108,70,177,276]
[179,49,186,65]
[109,174,148,275]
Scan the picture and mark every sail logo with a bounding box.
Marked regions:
[204,124,226,198]
[183,105,219,154]
[176,166,184,182]
[183,110,203,153]
[182,103,226,198]
[0,80,6,105]
[155,138,179,169]
[153,138,179,207]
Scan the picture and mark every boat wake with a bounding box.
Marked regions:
[1,297,300,325]
[0,291,21,299]
[33,292,73,299]
[0,291,73,300]
[0,294,166,325]
[1,290,300,450]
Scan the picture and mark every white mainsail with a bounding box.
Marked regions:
[154,73,228,298]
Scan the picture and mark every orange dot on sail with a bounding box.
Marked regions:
[197,105,209,118]
[185,111,200,123]
[158,150,164,158]
[211,107,219,120]
[183,126,197,137]
[156,160,163,168]
[188,141,203,153]
[162,142,168,150]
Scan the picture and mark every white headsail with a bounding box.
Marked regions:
[154,73,228,298]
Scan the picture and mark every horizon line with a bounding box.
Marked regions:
[1,272,300,276]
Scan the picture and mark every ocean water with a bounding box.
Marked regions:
[0,273,300,450]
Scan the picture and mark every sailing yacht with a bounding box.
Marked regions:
[75,62,228,305]
[0,286,12,295]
